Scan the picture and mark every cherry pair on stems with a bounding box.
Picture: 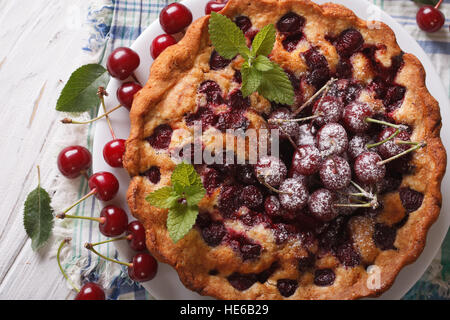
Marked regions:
[58,238,157,300]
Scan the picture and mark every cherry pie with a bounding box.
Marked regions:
[124,0,446,299]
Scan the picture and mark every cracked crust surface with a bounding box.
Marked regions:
[123,0,446,299]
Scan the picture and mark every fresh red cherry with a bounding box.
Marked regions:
[117,82,142,110]
[128,253,158,282]
[57,146,92,179]
[99,205,128,237]
[151,34,177,59]
[107,47,140,80]
[88,172,119,201]
[75,282,105,300]
[159,3,193,34]
[127,221,146,251]
[205,1,226,15]
[103,139,126,168]
[416,1,445,33]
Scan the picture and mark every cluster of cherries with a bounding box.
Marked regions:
[416,0,447,33]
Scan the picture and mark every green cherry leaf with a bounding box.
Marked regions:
[23,168,54,251]
[258,62,295,105]
[208,12,250,60]
[56,64,110,113]
[251,24,276,57]
[167,204,199,243]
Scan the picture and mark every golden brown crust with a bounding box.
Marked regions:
[123,0,446,300]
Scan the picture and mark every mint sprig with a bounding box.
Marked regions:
[209,12,294,105]
[146,163,206,243]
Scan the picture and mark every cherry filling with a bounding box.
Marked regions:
[277,279,298,297]
[225,231,262,261]
[314,269,335,286]
[209,50,232,70]
[234,16,252,33]
[144,166,161,184]
[373,223,396,250]
[227,262,278,291]
[399,187,424,212]
[277,12,306,52]
[198,80,224,105]
[147,124,173,149]
[302,48,330,87]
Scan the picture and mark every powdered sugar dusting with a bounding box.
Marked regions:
[342,102,372,133]
[319,156,351,190]
[255,156,287,187]
[317,123,348,157]
[354,152,386,184]
[279,177,309,211]
[313,95,344,127]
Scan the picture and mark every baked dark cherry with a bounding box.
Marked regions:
[279,177,309,211]
[75,282,105,300]
[303,47,328,69]
[57,146,92,179]
[316,123,348,157]
[198,80,224,105]
[227,272,257,291]
[228,90,250,110]
[209,50,232,70]
[308,188,338,222]
[107,47,140,80]
[240,185,263,209]
[399,187,424,213]
[159,3,193,34]
[147,124,173,149]
[333,28,364,57]
[336,242,361,267]
[185,106,217,130]
[99,205,128,237]
[291,145,322,176]
[298,254,315,272]
[276,12,305,34]
[314,269,335,286]
[268,108,300,141]
[202,222,227,247]
[150,34,177,59]
[144,166,161,184]
[342,102,373,133]
[236,164,258,184]
[88,172,119,201]
[319,156,351,190]
[277,279,298,297]
[376,127,411,159]
[373,223,396,250]
[282,33,303,52]
[348,135,370,159]
[216,109,249,131]
[218,185,243,217]
[103,139,126,168]
[234,16,252,33]
[117,82,142,110]
[227,232,262,260]
[127,221,147,251]
[354,151,386,184]
[254,156,287,187]
[312,95,344,127]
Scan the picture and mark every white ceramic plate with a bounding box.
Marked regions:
[93,0,450,300]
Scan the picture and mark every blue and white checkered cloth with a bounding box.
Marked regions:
[78,0,450,300]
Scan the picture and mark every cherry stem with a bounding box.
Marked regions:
[85,243,131,267]
[57,213,104,224]
[366,128,400,149]
[293,78,336,116]
[364,117,406,130]
[256,176,291,195]
[436,0,443,9]
[268,114,319,124]
[334,202,372,208]
[350,180,377,203]
[97,88,116,140]
[58,188,97,216]
[377,141,426,166]
[61,104,122,125]
[90,236,130,247]
[57,238,80,293]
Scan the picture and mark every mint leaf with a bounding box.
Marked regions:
[241,63,261,97]
[209,12,250,60]
[253,55,273,72]
[146,186,178,209]
[167,204,199,243]
[23,168,54,251]
[184,185,206,206]
[56,64,110,112]
[251,24,276,57]
[258,62,295,105]
[171,162,203,192]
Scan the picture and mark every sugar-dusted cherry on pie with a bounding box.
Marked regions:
[159,3,193,34]
[308,188,338,222]
[416,0,445,33]
[354,151,386,185]
[151,34,177,59]
[117,82,142,110]
[254,155,288,187]
[107,47,140,80]
[103,139,126,168]
[57,146,92,179]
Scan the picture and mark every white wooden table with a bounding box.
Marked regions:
[0,0,98,299]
